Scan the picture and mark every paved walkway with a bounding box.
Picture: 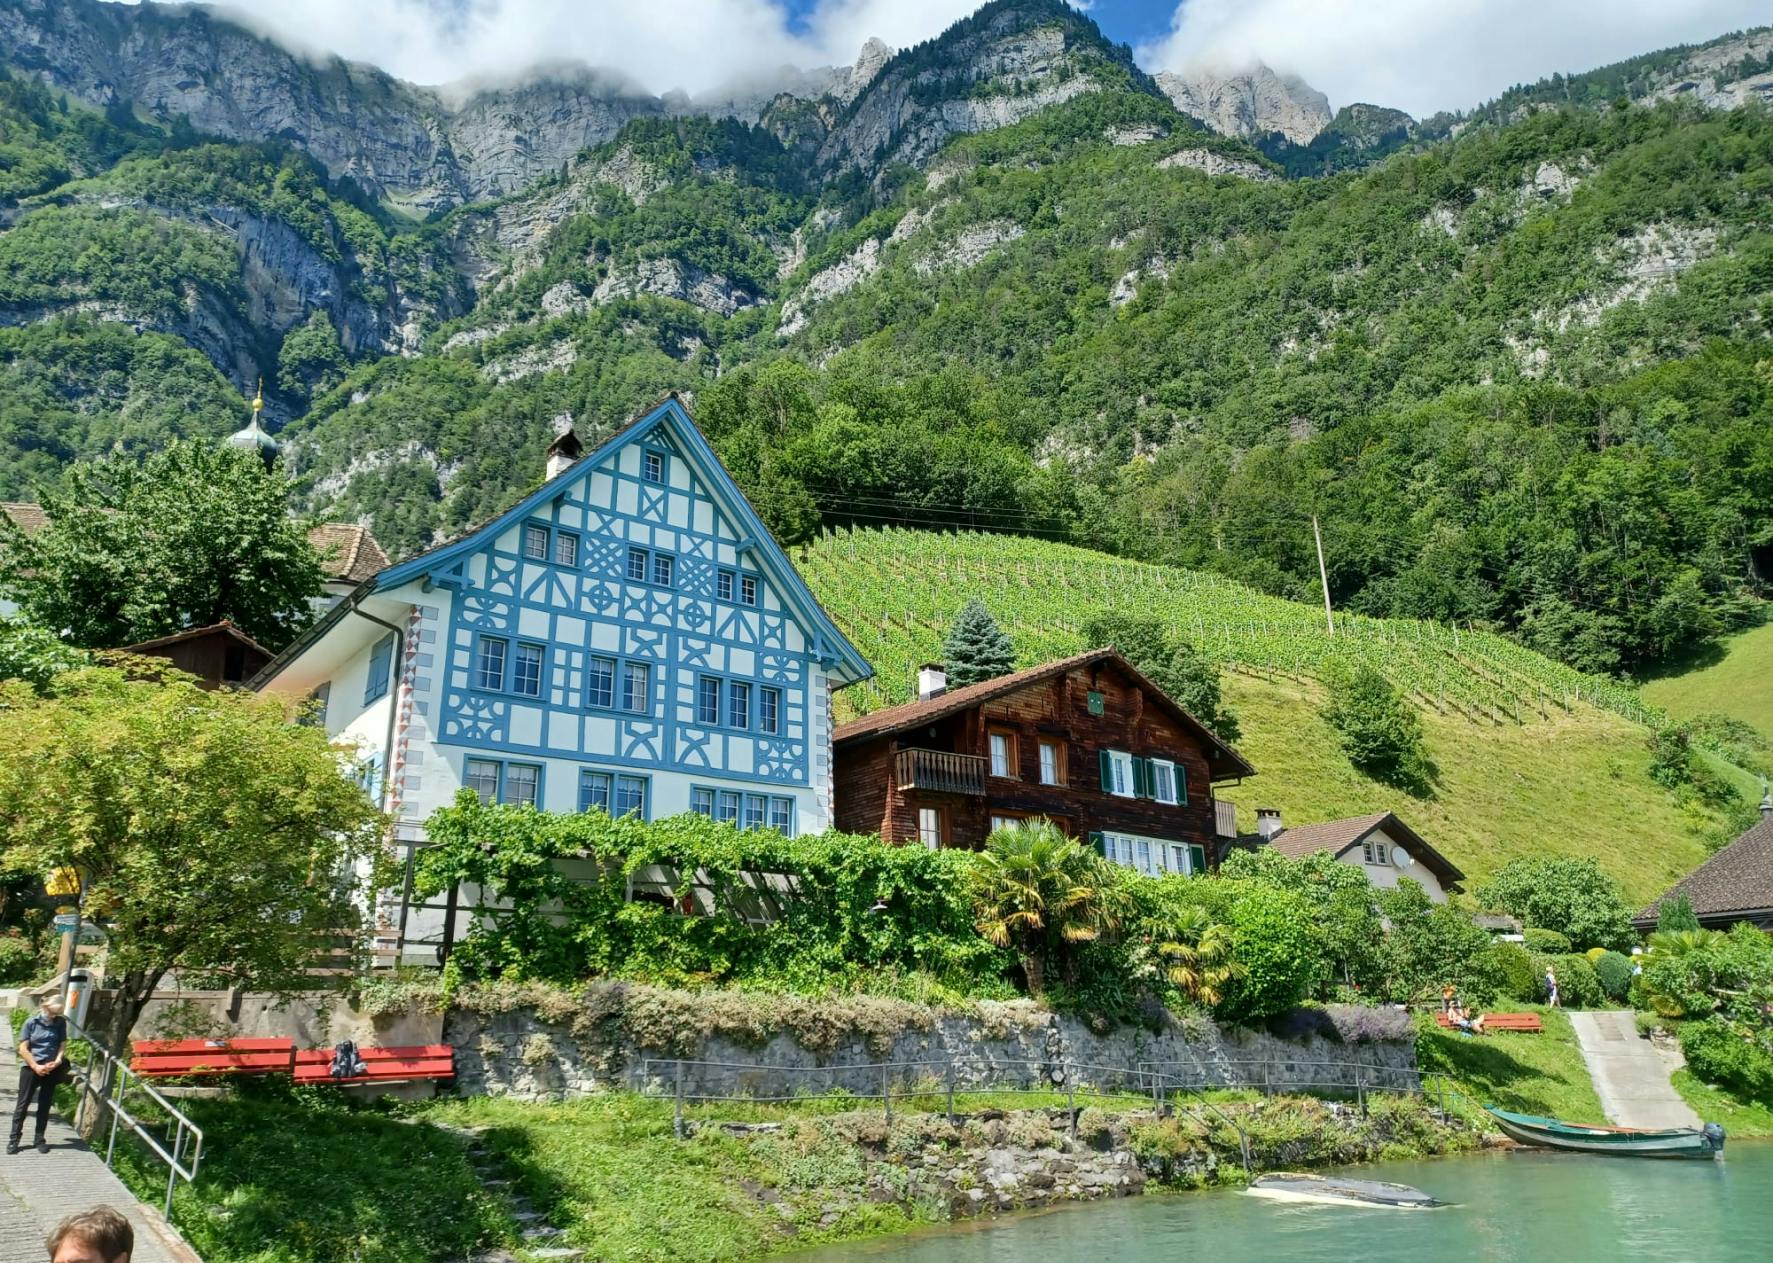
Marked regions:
[0,1041,199,1263]
[1568,1009,1701,1130]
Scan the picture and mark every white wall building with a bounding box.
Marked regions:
[252,396,871,961]
[1249,809,1464,902]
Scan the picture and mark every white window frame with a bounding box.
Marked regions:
[1151,758,1179,805]
[989,731,1014,778]
[1038,740,1062,786]
[1108,750,1136,798]
[917,807,942,849]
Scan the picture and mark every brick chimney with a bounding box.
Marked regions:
[1256,808,1283,842]
[917,663,947,701]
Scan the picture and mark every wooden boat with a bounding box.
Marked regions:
[1246,1172,1444,1208]
[1484,1106,1725,1159]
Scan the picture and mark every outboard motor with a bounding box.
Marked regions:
[1702,1122,1726,1156]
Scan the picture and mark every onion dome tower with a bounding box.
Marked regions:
[226,378,280,469]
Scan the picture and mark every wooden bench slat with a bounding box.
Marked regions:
[133,1038,294,1055]
[1434,1012,1543,1031]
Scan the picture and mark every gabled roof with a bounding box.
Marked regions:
[4,500,385,585]
[1261,810,1466,889]
[1634,811,1773,928]
[257,395,871,688]
[832,647,1256,781]
[118,620,270,656]
[307,523,390,584]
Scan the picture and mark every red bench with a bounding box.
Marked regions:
[1434,1012,1543,1033]
[132,1038,296,1078]
[293,1044,454,1086]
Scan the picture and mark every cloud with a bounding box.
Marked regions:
[1139,0,1771,117]
[156,0,987,93]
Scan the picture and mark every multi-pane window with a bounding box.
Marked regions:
[744,796,767,832]
[475,637,508,691]
[579,770,612,814]
[717,570,734,601]
[769,798,792,833]
[1151,759,1179,805]
[364,633,394,705]
[622,661,651,713]
[465,759,501,803]
[587,656,615,708]
[503,763,539,808]
[918,807,944,850]
[512,643,544,697]
[626,546,674,587]
[614,775,647,818]
[694,788,794,835]
[740,574,758,606]
[990,814,1028,832]
[626,547,648,582]
[697,676,722,725]
[523,524,549,560]
[758,687,781,735]
[553,532,578,566]
[1104,750,1135,797]
[717,790,742,824]
[651,553,673,587]
[727,681,751,729]
[643,449,665,483]
[1038,739,1063,786]
[988,729,1017,779]
[523,522,578,566]
[691,787,716,817]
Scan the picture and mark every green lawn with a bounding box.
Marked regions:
[1218,676,1716,905]
[1413,1006,1607,1125]
[1670,1069,1773,1139]
[1640,622,1773,741]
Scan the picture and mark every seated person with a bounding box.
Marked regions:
[1449,1003,1486,1036]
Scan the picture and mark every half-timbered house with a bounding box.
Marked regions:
[251,396,871,957]
[831,649,1254,875]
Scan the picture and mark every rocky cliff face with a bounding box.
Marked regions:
[1155,63,1332,145]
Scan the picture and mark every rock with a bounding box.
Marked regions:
[1156,149,1278,182]
[777,238,882,336]
[1530,161,1578,200]
[592,259,758,317]
[912,221,1025,273]
[1155,63,1332,145]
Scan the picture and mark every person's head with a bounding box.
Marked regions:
[47,1207,132,1263]
[39,996,64,1020]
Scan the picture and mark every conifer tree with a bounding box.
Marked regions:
[942,598,1015,688]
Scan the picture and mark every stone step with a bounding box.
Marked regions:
[522,1226,564,1241]
[525,1250,584,1262]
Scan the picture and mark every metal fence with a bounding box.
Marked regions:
[65,1021,205,1217]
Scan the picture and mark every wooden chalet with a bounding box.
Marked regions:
[117,621,271,690]
[832,648,1254,876]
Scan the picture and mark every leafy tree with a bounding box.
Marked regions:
[0,440,325,650]
[1479,856,1635,952]
[1156,904,1242,1007]
[1320,663,1433,793]
[1215,883,1324,1022]
[1655,892,1701,934]
[969,821,1127,999]
[941,598,1015,688]
[0,666,386,1051]
[1218,846,1382,994]
[0,615,87,691]
[1378,881,1499,1005]
[1082,611,1240,740]
[276,310,346,401]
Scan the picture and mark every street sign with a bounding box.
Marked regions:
[52,913,79,934]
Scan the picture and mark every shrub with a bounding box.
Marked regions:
[0,933,36,986]
[1215,884,1325,1024]
[1522,928,1572,954]
[1655,893,1701,934]
[1321,663,1433,793]
[1479,857,1634,951]
[1483,941,1541,1003]
[1639,923,1773,1021]
[1679,1018,1773,1104]
[1541,955,1603,1009]
[1594,951,1633,1002]
[1377,882,1496,1005]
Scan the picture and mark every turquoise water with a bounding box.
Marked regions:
[803,1145,1771,1263]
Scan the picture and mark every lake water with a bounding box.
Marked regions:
[802,1144,1772,1263]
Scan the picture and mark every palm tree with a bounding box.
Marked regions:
[1646,929,1726,956]
[1158,905,1243,1007]
[969,821,1127,1000]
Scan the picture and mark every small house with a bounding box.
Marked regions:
[1238,808,1465,901]
[1633,791,1773,932]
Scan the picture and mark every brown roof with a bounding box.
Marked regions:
[118,620,271,655]
[1635,812,1773,927]
[832,648,1256,781]
[4,500,384,584]
[1261,810,1466,889]
[307,523,390,583]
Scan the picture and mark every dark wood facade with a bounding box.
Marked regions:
[833,651,1253,875]
[118,622,271,690]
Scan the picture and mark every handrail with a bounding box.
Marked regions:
[66,1020,205,1218]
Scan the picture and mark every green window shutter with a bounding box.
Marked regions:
[1099,750,1113,793]
[1138,757,1155,799]
[1088,831,1105,857]
[1176,763,1188,805]
[1189,844,1207,875]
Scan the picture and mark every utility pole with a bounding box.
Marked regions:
[1312,514,1335,636]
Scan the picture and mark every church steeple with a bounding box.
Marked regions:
[226,377,280,469]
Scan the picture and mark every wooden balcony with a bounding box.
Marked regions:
[894,748,988,796]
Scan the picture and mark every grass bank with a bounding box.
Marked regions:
[1670,1070,1773,1139]
[1413,1006,1607,1123]
[1640,622,1773,741]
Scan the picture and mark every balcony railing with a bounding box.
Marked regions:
[894,748,987,796]
[1215,799,1238,839]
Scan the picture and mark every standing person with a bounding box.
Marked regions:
[1545,965,1560,1009]
[10,995,68,1155]
[46,1206,133,1262]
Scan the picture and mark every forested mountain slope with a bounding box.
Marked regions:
[0,0,1769,683]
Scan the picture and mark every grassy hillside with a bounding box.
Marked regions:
[1640,622,1773,740]
[797,527,1721,904]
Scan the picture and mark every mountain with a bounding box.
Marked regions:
[0,0,1770,688]
[1154,63,1332,145]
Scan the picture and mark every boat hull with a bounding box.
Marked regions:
[1485,1107,1723,1159]
[1247,1173,1444,1208]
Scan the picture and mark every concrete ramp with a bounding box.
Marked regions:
[1569,1009,1701,1130]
